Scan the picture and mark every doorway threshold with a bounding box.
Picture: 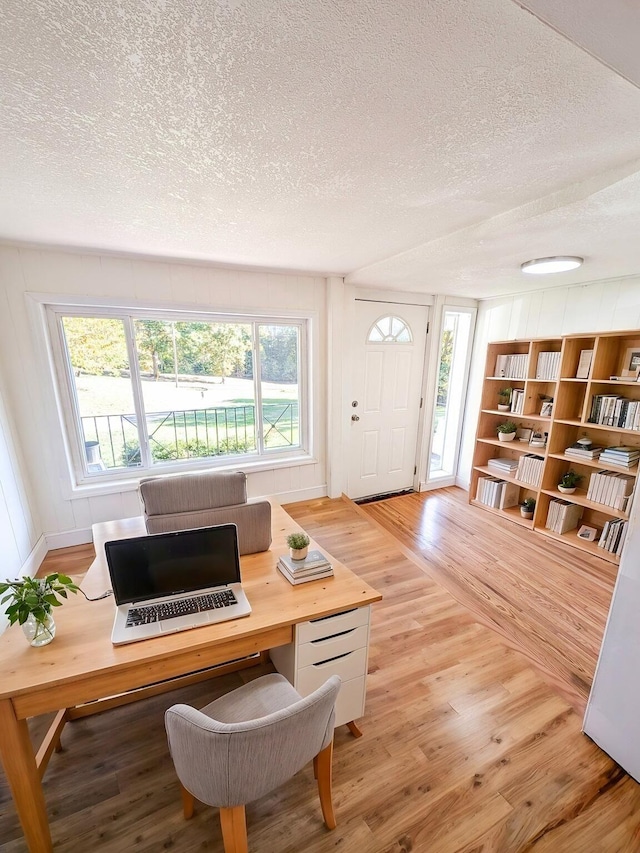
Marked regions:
[354,489,414,506]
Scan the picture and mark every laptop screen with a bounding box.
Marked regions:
[105,524,241,605]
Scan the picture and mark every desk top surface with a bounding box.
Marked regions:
[0,501,381,710]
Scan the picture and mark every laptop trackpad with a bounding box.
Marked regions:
[159,614,207,634]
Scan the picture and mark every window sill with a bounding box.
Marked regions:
[66,453,318,499]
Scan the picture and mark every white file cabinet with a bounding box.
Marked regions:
[270,605,372,728]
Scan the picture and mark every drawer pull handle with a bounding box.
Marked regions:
[309,608,357,624]
[310,628,356,645]
[313,651,353,667]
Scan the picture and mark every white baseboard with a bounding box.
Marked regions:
[46,528,93,550]
[266,485,328,505]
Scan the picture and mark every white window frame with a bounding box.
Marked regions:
[46,304,311,485]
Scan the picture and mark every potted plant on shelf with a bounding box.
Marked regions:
[286,532,311,561]
[497,420,517,442]
[0,573,79,646]
[497,388,512,411]
[520,497,536,519]
[558,470,583,494]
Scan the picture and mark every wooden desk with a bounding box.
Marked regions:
[0,501,381,853]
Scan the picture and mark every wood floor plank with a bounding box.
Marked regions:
[1,489,639,852]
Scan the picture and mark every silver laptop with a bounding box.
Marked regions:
[105,523,251,645]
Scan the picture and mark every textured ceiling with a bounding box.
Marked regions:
[2,0,640,298]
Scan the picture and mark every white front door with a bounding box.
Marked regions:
[347,301,429,500]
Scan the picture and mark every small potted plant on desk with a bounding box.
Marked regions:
[558,470,583,495]
[286,532,311,561]
[520,497,536,519]
[0,573,79,647]
[497,388,512,411]
[497,420,517,442]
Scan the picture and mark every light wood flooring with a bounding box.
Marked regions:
[1,488,640,852]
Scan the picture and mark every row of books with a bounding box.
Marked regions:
[586,471,634,510]
[494,353,527,380]
[545,499,583,534]
[598,518,627,555]
[508,388,525,414]
[588,395,640,430]
[516,454,544,486]
[277,550,334,585]
[536,351,561,381]
[475,477,520,509]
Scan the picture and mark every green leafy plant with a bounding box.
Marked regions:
[521,498,536,512]
[286,532,310,550]
[498,387,512,404]
[559,470,583,488]
[0,573,79,627]
[497,420,517,434]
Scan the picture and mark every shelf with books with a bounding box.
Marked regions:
[540,487,630,520]
[538,524,621,564]
[469,499,535,529]
[472,330,640,566]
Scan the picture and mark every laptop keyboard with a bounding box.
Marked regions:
[126,589,238,627]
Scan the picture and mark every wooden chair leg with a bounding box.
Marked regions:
[346,720,363,738]
[180,783,195,820]
[220,804,248,853]
[315,740,336,830]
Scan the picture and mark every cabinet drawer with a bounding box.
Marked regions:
[334,676,366,728]
[297,606,370,644]
[297,646,368,696]
[298,623,368,668]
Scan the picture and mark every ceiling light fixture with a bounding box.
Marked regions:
[521,256,583,275]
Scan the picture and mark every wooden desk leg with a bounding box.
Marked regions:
[0,699,52,853]
[346,720,363,738]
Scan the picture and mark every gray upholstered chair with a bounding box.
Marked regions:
[139,470,272,555]
[165,673,341,853]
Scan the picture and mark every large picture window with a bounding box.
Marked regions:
[51,308,307,481]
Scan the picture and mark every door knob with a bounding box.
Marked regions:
[351,414,360,422]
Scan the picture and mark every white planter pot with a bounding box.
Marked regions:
[498,432,516,442]
[497,404,510,411]
[558,485,576,494]
[290,546,309,561]
[520,510,534,519]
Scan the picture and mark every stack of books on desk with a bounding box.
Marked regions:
[277,550,333,585]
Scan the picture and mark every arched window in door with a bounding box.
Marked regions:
[367,315,412,343]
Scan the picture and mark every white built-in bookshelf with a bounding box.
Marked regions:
[470,330,640,565]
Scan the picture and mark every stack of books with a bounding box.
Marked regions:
[545,500,583,534]
[564,442,603,461]
[487,457,519,476]
[509,388,525,414]
[599,446,640,468]
[277,549,333,585]
[598,518,628,555]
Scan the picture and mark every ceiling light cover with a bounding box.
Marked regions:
[521,256,583,275]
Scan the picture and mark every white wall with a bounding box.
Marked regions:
[0,246,328,547]
[459,276,640,485]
